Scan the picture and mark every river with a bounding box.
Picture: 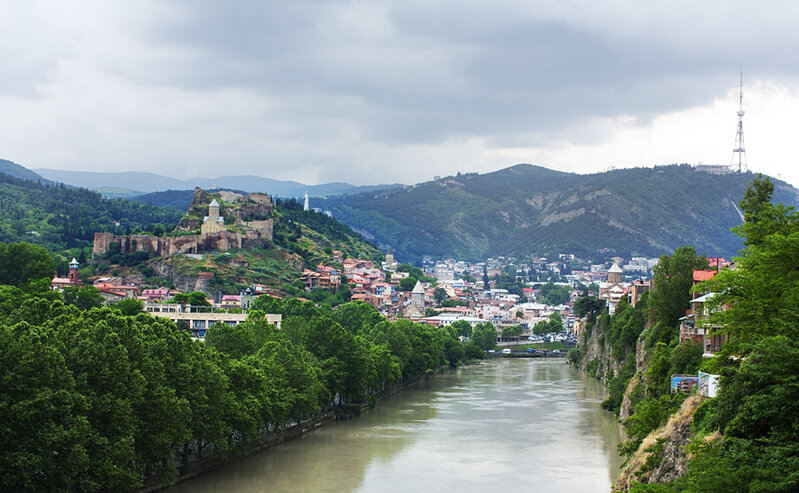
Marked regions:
[171,359,625,492]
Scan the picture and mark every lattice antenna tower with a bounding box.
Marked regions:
[731,69,748,173]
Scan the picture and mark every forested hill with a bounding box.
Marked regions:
[316,164,799,262]
[0,172,183,255]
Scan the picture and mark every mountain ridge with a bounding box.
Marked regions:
[33,167,401,197]
[316,163,799,262]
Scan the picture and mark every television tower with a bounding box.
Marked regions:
[731,69,748,173]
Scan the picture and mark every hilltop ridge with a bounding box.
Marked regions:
[317,164,799,261]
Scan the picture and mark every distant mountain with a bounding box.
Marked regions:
[0,159,51,183]
[316,164,799,262]
[33,168,401,198]
[131,189,197,210]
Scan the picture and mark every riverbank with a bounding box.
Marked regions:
[138,364,455,492]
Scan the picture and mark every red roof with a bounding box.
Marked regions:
[693,270,717,282]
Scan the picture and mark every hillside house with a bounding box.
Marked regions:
[140,287,171,302]
[220,295,241,308]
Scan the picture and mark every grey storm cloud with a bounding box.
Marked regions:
[2,0,799,184]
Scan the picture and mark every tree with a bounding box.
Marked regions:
[702,175,799,356]
[433,287,447,305]
[114,298,144,316]
[533,312,562,335]
[471,322,498,351]
[538,282,570,305]
[735,173,797,247]
[502,325,523,339]
[173,291,211,306]
[450,319,472,338]
[573,295,605,320]
[649,246,705,341]
[332,301,383,334]
[62,286,104,310]
[0,242,55,288]
[398,276,418,291]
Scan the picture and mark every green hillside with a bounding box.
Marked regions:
[0,172,183,258]
[317,164,799,261]
[97,194,383,297]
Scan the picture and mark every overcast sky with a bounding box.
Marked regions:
[2,1,799,187]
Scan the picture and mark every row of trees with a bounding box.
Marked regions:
[0,254,489,491]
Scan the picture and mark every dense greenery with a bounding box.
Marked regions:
[271,199,383,265]
[571,246,704,456]
[0,255,481,491]
[533,312,564,335]
[316,164,798,262]
[537,282,571,305]
[626,174,799,491]
[571,175,799,491]
[0,172,182,255]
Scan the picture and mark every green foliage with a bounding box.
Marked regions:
[0,283,485,491]
[601,355,636,415]
[620,394,686,457]
[567,347,583,364]
[433,287,448,305]
[113,298,144,316]
[398,276,418,291]
[538,282,570,305]
[271,202,383,265]
[573,295,605,321]
[493,274,525,297]
[501,325,524,339]
[62,286,104,310]
[471,322,498,351]
[450,320,472,338]
[668,337,799,492]
[669,340,703,375]
[533,312,564,335]
[617,177,799,490]
[605,298,647,359]
[649,246,706,342]
[585,358,599,377]
[0,172,181,253]
[0,241,55,288]
[172,291,211,306]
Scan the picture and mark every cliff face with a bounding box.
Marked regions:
[572,311,701,491]
[574,316,626,380]
[619,336,648,421]
[613,396,703,491]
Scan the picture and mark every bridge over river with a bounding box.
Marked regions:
[171,359,625,493]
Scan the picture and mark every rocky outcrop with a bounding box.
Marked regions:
[613,395,703,491]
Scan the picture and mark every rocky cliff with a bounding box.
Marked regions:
[570,303,700,491]
[613,396,703,491]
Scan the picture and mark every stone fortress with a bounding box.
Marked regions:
[93,187,274,259]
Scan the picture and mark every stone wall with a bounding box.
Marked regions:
[92,219,273,260]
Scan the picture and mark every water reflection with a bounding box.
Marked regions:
[171,360,624,492]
